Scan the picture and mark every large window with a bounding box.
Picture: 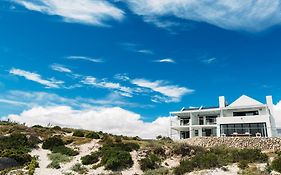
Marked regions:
[220,123,267,137]
[180,119,190,126]
[180,131,190,139]
[206,116,217,125]
[233,111,259,116]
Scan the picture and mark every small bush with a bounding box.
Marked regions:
[103,150,133,171]
[51,146,79,156]
[28,157,39,175]
[85,132,100,139]
[144,167,170,175]
[139,154,161,171]
[0,149,32,165]
[238,160,249,170]
[42,136,64,150]
[52,126,62,130]
[271,156,281,173]
[47,153,71,169]
[231,149,268,163]
[173,147,268,175]
[73,130,84,137]
[71,163,88,174]
[81,152,100,165]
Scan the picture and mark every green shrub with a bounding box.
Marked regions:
[192,152,221,169]
[231,149,268,163]
[174,159,194,175]
[32,125,44,128]
[47,153,71,169]
[152,145,166,157]
[28,135,41,148]
[173,147,267,175]
[139,154,161,171]
[171,143,193,157]
[85,132,100,139]
[71,163,88,174]
[238,160,249,170]
[52,126,62,130]
[81,152,100,165]
[144,167,170,175]
[42,136,64,150]
[0,149,32,165]
[103,150,133,171]
[73,130,84,137]
[28,157,39,175]
[271,156,281,173]
[0,133,29,151]
[51,146,79,156]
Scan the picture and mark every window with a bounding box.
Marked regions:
[180,119,190,126]
[199,117,204,125]
[194,130,199,136]
[206,116,217,124]
[233,111,259,116]
[220,122,267,137]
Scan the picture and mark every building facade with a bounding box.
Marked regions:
[170,95,278,139]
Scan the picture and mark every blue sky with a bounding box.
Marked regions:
[1,0,281,137]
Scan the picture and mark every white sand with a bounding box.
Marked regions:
[30,144,61,175]
[187,164,240,175]
[122,150,143,175]
[59,139,100,174]
[30,140,101,175]
[162,156,181,168]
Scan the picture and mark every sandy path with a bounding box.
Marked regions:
[59,139,100,174]
[31,140,100,175]
[187,164,239,175]
[122,150,143,175]
[30,144,61,175]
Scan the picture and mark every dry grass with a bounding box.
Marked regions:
[63,136,92,145]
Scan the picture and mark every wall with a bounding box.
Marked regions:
[180,137,281,151]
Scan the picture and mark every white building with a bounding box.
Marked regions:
[170,95,278,139]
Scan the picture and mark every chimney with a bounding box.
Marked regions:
[266,96,274,112]
[219,96,226,108]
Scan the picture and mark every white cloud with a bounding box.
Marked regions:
[132,79,193,102]
[14,0,124,26]
[51,64,72,73]
[154,58,176,63]
[9,68,64,88]
[6,105,171,139]
[66,56,104,63]
[124,0,281,32]
[202,57,217,64]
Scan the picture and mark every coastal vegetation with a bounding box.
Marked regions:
[0,121,280,175]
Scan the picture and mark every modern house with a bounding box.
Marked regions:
[170,95,278,139]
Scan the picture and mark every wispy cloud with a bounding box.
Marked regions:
[66,56,104,63]
[137,49,154,55]
[51,64,72,73]
[13,0,124,26]
[81,76,133,97]
[154,58,176,63]
[0,99,29,106]
[9,68,64,88]
[131,79,193,103]
[202,57,217,64]
[120,43,154,55]
[124,0,281,32]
